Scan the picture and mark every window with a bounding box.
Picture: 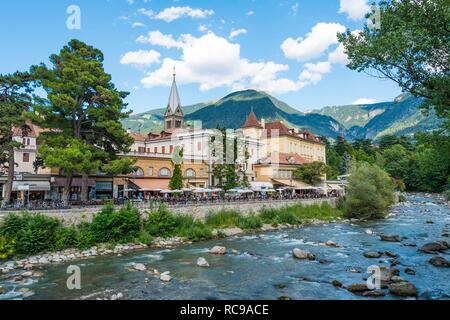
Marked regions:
[154,147,158,154]
[27,138,30,145]
[166,121,172,129]
[162,146,166,154]
[197,142,202,151]
[175,120,182,128]
[22,138,26,145]
[199,168,204,177]
[159,167,171,177]
[170,145,174,154]
[131,167,144,176]
[185,168,196,178]
[148,167,154,176]
[23,153,30,163]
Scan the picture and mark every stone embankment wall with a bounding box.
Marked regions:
[0,198,336,226]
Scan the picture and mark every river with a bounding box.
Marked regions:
[0,194,449,300]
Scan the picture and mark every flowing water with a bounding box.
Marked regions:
[1,194,449,300]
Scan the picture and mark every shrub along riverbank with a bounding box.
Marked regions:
[0,202,342,260]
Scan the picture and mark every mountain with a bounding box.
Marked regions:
[185,90,346,138]
[317,94,442,140]
[122,90,441,140]
[121,102,210,134]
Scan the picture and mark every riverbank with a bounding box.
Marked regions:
[0,202,342,277]
[2,193,448,300]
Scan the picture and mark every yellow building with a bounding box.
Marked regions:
[241,111,327,189]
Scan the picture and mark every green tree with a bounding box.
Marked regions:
[31,40,133,202]
[338,0,450,122]
[344,162,394,219]
[381,144,411,181]
[293,162,326,185]
[0,72,34,205]
[169,146,183,190]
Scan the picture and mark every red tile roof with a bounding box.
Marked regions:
[258,152,311,165]
[242,111,263,129]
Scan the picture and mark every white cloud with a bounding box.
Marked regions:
[132,22,146,28]
[339,0,370,20]
[246,10,255,16]
[281,22,346,61]
[136,30,192,49]
[137,8,154,18]
[299,61,331,85]
[198,24,209,33]
[120,50,161,66]
[353,98,376,105]
[328,44,349,65]
[149,6,214,22]
[139,32,301,94]
[229,28,247,39]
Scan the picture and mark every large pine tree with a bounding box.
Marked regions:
[31,40,133,203]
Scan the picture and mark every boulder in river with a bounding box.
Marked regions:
[209,246,226,255]
[363,290,386,297]
[197,257,210,268]
[385,251,398,258]
[292,248,315,260]
[388,282,417,297]
[404,268,416,275]
[160,274,172,282]
[429,256,450,267]
[390,276,405,283]
[133,263,146,271]
[0,287,6,295]
[325,240,339,247]
[379,234,401,242]
[331,280,342,287]
[347,283,369,293]
[419,242,448,253]
[363,251,383,258]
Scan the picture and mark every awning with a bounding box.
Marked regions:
[13,181,50,192]
[52,177,96,187]
[129,179,170,191]
[271,179,313,189]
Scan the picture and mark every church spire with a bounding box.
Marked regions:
[164,68,184,131]
[166,67,181,114]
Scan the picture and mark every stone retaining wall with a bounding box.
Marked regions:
[0,198,336,226]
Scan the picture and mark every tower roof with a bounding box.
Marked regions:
[166,69,182,114]
[242,110,262,129]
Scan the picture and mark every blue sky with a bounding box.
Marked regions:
[0,0,401,114]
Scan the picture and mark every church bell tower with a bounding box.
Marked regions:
[164,68,184,132]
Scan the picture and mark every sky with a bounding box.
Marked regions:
[0,0,402,114]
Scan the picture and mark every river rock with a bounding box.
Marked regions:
[388,282,417,297]
[0,287,6,295]
[363,290,386,297]
[419,242,448,253]
[38,257,49,264]
[380,234,401,242]
[222,227,243,237]
[21,271,33,277]
[197,257,210,267]
[363,251,383,258]
[325,240,339,247]
[160,274,172,282]
[404,267,416,275]
[33,271,44,278]
[429,256,450,267]
[385,251,398,258]
[209,246,226,255]
[23,264,33,270]
[347,283,369,293]
[133,263,147,271]
[292,248,315,260]
[391,276,405,283]
[17,287,30,293]
[331,280,342,287]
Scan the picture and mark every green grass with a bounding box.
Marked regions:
[0,202,342,258]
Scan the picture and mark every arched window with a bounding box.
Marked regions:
[159,167,171,177]
[185,168,196,178]
[131,167,144,176]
